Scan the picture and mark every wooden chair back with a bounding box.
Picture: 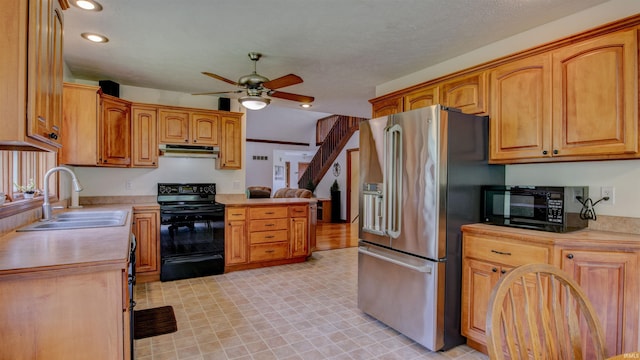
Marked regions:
[486,263,606,360]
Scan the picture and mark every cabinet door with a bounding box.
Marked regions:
[561,249,639,357]
[60,83,100,165]
[290,217,308,257]
[461,258,501,344]
[371,97,403,118]
[158,109,190,144]
[133,210,159,275]
[100,97,131,166]
[217,115,242,169]
[440,71,487,114]
[132,106,158,167]
[552,29,638,158]
[226,208,247,265]
[489,53,552,162]
[191,112,219,146]
[27,0,63,148]
[403,86,439,111]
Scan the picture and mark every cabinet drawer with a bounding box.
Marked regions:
[249,218,288,232]
[226,208,246,220]
[289,205,308,218]
[250,242,289,262]
[464,235,549,267]
[249,207,288,219]
[250,230,288,244]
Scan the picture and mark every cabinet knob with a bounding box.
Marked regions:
[185,139,188,142]
[501,269,506,274]
[48,132,58,140]
[492,267,498,272]
[193,140,197,143]
[567,254,574,259]
[553,149,559,155]
[542,150,548,155]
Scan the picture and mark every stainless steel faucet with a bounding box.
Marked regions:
[42,167,83,221]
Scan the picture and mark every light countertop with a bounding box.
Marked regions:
[0,204,133,274]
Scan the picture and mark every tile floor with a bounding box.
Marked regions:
[134,248,488,360]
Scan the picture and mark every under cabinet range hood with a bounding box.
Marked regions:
[159,144,219,158]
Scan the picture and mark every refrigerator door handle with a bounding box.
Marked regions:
[358,246,431,274]
[385,124,403,239]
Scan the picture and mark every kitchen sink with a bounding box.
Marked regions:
[17,210,128,232]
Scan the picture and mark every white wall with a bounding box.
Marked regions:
[245,142,314,192]
[376,0,640,218]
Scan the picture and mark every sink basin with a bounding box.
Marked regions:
[17,210,128,232]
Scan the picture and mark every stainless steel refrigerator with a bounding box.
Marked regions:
[358,105,504,351]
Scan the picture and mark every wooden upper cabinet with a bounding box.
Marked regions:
[489,53,552,162]
[440,71,487,114]
[0,0,67,151]
[158,109,220,146]
[132,105,158,167]
[217,114,242,170]
[190,112,219,146]
[100,95,131,166]
[28,0,64,148]
[158,109,190,144]
[371,96,403,118]
[404,86,439,111]
[60,83,100,165]
[551,28,638,158]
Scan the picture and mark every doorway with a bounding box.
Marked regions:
[346,148,359,223]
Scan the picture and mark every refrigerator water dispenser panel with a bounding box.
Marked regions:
[362,183,385,235]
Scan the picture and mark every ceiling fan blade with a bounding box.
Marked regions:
[202,72,238,86]
[269,90,314,103]
[262,74,303,90]
[192,90,243,96]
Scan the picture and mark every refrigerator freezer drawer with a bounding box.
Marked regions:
[357,245,445,351]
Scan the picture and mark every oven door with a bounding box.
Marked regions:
[160,204,225,281]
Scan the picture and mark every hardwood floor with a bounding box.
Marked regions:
[315,222,359,251]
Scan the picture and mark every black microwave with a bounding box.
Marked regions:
[481,186,588,233]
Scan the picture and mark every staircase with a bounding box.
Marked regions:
[297,115,364,190]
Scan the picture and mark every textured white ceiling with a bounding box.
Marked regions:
[64,0,609,119]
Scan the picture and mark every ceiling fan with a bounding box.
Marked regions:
[193,52,314,110]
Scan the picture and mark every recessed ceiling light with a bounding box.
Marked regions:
[72,0,103,11]
[81,32,109,43]
[300,104,312,109]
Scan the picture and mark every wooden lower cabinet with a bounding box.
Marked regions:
[225,207,248,265]
[225,203,312,271]
[461,230,552,353]
[0,265,130,359]
[559,248,639,357]
[132,207,160,283]
[461,224,640,357]
[290,205,309,257]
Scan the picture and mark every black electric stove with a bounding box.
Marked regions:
[157,183,225,281]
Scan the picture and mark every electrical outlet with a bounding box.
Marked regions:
[600,186,615,204]
[125,180,132,191]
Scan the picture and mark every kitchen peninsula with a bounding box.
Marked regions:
[218,195,316,272]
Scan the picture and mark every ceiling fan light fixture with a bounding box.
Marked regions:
[239,96,270,110]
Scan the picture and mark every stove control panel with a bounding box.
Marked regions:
[158,183,216,195]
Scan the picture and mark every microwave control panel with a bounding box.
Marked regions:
[547,199,563,223]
